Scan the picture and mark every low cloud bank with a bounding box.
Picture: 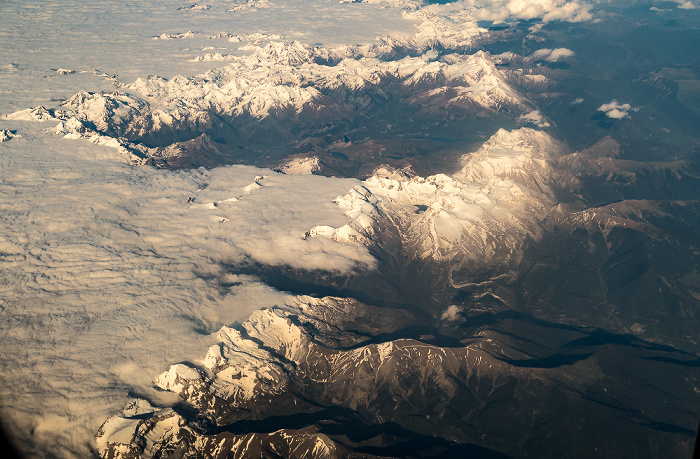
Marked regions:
[0,124,371,457]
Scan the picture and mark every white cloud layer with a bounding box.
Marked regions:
[0,0,611,456]
[0,122,372,457]
[0,0,417,116]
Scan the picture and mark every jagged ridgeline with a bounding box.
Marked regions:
[97,296,699,458]
[94,124,700,457]
[7,43,534,176]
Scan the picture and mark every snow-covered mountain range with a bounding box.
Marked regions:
[91,123,700,457]
[4,43,533,171]
[308,128,559,268]
[2,0,700,457]
[96,293,700,458]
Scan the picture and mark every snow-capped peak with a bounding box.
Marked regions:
[307,128,562,266]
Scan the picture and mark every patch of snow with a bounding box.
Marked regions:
[227,0,271,12]
[276,157,321,175]
[0,129,19,142]
[3,106,63,121]
[188,52,236,62]
[177,4,211,11]
[226,32,282,43]
[152,31,196,40]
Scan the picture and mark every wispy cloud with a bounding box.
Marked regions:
[651,0,698,10]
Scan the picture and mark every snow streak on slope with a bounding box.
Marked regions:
[130,45,526,118]
[97,295,520,457]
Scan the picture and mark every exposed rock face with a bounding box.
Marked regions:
[0,129,18,142]
[313,128,561,266]
[2,1,699,458]
[97,295,699,458]
[293,128,700,347]
[97,400,361,459]
[89,116,699,459]
[8,44,533,172]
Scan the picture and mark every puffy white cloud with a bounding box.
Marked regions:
[597,99,634,119]
[604,108,628,119]
[571,97,584,105]
[462,0,594,23]
[542,0,593,21]
[518,109,551,127]
[441,304,465,321]
[531,47,575,62]
[675,1,697,9]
